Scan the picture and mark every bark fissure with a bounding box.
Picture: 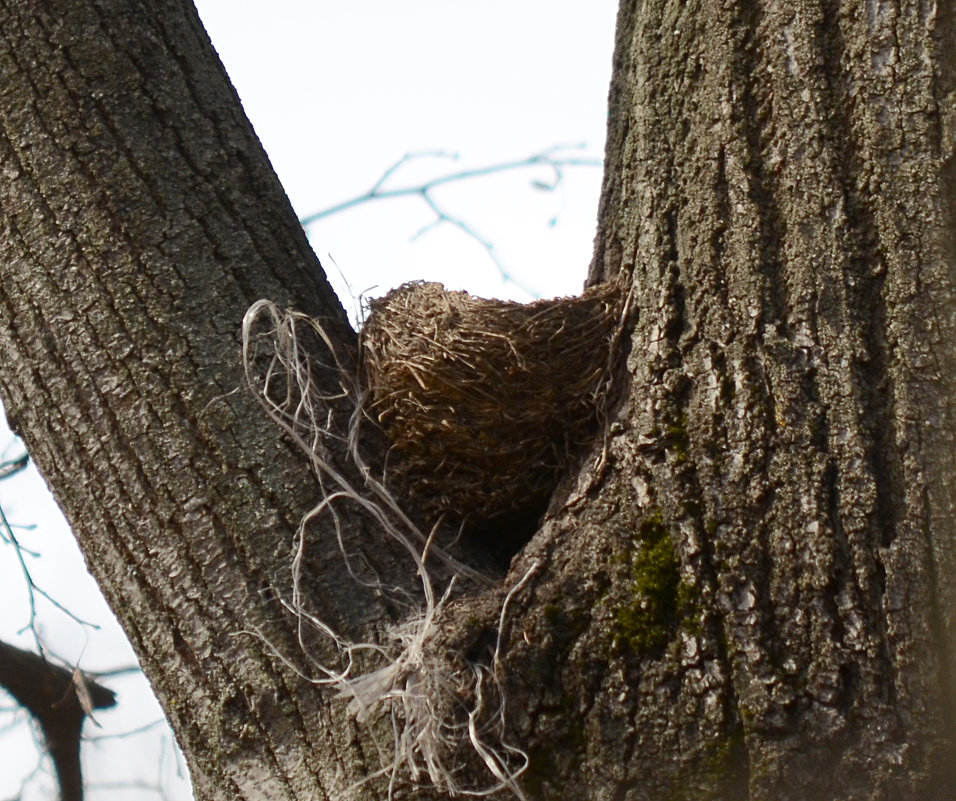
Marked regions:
[572,0,956,797]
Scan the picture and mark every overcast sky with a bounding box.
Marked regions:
[0,3,618,799]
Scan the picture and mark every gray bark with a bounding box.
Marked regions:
[0,1,409,798]
[515,0,956,797]
[0,0,955,800]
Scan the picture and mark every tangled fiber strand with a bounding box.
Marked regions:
[241,299,534,799]
[361,280,626,529]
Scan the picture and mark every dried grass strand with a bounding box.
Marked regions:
[240,298,544,799]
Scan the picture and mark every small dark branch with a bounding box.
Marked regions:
[0,451,28,480]
[0,641,116,801]
[300,145,603,296]
[90,664,144,678]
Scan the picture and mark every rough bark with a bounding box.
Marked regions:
[1,0,956,800]
[0,1,413,798]
[498,0,956,797]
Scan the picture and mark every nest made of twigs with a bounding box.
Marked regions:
[360,280,624,530]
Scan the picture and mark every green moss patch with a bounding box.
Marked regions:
[614,514,690,655]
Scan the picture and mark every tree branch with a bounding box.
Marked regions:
[0,641,116,801]
[301,145,602,297]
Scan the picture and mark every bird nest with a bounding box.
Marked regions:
[360,280,625,530]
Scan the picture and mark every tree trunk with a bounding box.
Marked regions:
[0,1,411,798]
[1,1,955,800]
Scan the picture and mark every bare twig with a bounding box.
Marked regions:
[84,717,167,742]
[0,501,101,648]
[300,145,602,297]
[0,452,28,480]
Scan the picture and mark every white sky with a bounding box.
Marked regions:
[0,2,618,799]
